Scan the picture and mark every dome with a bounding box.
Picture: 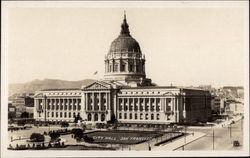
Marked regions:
[108,13,141,54]
[109,36,141,53]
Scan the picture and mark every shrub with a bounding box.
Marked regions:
[17,120,26,126]
[30,133,45,142]
[83,135,94,143]
[20,112,29,118]
[49,132,60,142]
[61,122,69,128]
[71,128,84,139]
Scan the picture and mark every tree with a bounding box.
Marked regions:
[49,132,60,142]
[30,133,45,142]
[17,120,26,126]
[71,128,84,140]
[61,121,69,128]
[21,112,29,118]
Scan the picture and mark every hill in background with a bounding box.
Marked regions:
[8,79,96,96]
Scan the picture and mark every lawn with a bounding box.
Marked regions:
[83,130,163,145]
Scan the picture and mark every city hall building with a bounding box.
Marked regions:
[34,14,212,124]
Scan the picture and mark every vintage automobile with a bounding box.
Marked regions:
[233,140,240,147]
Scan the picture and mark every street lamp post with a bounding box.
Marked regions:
[229,123,232,139]
[44,95,47,122]
[241,116,243,131]
[212,129,215,150]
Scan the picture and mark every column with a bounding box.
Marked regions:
[66,98,69,111]
[183,96,186,119]
[42,98,45,110]
[149,98,151,112]
[34,99,38,119]
[132,98,135,112]
[91,113,94,122]
[59,98,62,111]
[71,98,74,113]
[62,98,64,110]
[143,98,146,112]
[109,92,111,110]
[105,92,108,110]
[92,93,95,111]
[86,93,88,110]
[160,98,163,111]
[172,96,176,121]
[99,92,101,111]
[176,95,179,122]
[122,98,124,111]
[114,92,117,118]
[154,97,157,112]
[138,97,141,112]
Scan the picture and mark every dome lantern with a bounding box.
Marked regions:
[120,11,130,36]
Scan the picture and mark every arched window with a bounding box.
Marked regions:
[121,64,126,72]
[114,64,118,72]
[129,64,134,72]
[101,114,105,121]
[94,114,98,121]
[140,113,143,120]
[69,112,71,118]
[64,112,67,118]
[134,113,137,119]
[60,112,62,118]
[88,113,92,121]
[124,113,127,119]
[136,64,139,72]
[51,112,54,117]
[151,114,154,120]
[119,113,122,119]
[47,112,50,117]
[109,65,112,72]
[145,113,148,120]
[56,112,58,118]
[157,114,160,120]
[129,113,132,119]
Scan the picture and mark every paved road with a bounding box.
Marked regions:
[177,119,244,150]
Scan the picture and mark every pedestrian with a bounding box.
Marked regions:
[149,145,151,151]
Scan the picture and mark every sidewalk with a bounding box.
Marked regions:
[188,115,243,130]
[152,132,206,151]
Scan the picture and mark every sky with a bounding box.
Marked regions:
[7,3,248,88]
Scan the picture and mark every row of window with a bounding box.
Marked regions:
[107,63,145,73]
[119,113,160,120]
[121,91,162,94]
[39,99,81,106]
[47,99,81,104]
[47,92,82,95]
[47,105,81,110]
[40,112,80,118]
[119,98,161,104]
[87,105,107,111]
[87,113,106,121]
[87,98,106,104]
[118,105,160,112]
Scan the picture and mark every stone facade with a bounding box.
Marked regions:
[34,13,212,124]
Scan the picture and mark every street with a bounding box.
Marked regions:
[180,119,244,150]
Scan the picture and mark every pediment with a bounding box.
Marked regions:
[84,81,111,90]
[34,93,44,98]
[162,91,175,96]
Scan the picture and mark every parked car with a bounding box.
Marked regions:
[233,140,240,147]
